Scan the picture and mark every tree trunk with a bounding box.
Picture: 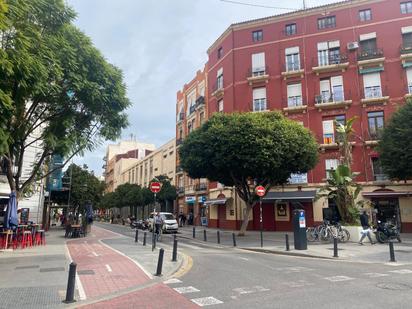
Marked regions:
[238,202,254,236]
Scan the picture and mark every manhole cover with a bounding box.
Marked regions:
[376,283,411,290]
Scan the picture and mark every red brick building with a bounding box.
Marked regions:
[178,0,412,232]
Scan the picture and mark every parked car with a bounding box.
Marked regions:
[148,212,178,233]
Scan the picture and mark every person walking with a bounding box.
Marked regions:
[359,209,376,245]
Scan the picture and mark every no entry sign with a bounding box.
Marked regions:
[149,182,161,193]
[255,185,266,197]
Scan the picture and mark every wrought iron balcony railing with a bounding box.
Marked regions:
[357,48,384,61]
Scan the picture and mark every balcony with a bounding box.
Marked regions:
[364,131,382,147]
[195,182,208,192]
[283,96,307,114]
[177,187,185,195]
[247,66,269,85]
[400,43,412,68]
[176,138,183,147]
[357,48,385,73]
[318,134,339,151]
[312,53,349,75]
[252,99,267,112]
[281,63,304,80]
[211,80,224,99]
[314,92,352,111]
[185,185,195,194]
[405,84,412,99]
[177,112,184,123]
[374,174,389,182]
[176,165,183,174]
[361,86,389,107]
[195,96,205,109]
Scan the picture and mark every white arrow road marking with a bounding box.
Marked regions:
[91,251,99,257]
[164,278,182,284]
[191,297,223,306]
[105,264,112,272]
[173,286,200,294]
[324,276,354,282]
[363,273,389,278]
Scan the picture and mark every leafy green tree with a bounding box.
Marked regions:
[0,0,129,199]
[335,117,357,167]
[62,164,105,213]
[152,175,177,211]
[378,100,412,181]
[100,191,119,211]
[179,112,319,235]
[115,183,142,216]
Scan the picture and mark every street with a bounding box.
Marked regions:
[95,223,412,309]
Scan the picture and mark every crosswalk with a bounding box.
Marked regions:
[164,268,412,307]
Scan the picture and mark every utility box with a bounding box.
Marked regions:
[293,209,307,250]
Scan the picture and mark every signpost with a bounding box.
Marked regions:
[150,181,162,251]
[255,186,266,248]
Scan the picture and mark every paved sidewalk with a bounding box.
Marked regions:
[176,225,412,264]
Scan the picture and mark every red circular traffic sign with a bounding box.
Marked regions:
[149,182,161,193]
[255,185,266,197]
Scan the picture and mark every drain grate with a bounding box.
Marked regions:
[376,282,411,290]
[15,265,40,270]
[78,269,95,275]
[39,267,65,273]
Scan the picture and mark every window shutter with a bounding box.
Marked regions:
[317,42,328,50]
[359,32,376,41]
[363,72,381,88]
[330,76,343,87]
[252,53,265,70]
[320,80,331,93]
[328,40,340,48]
[287,83,302,97]
[253,87,266,100]
[217,68,223,77]
[402,26,412,34]
[285,46,299,55]
[407,68,412,84]
[325,159,339,170]
[323,120,334,134]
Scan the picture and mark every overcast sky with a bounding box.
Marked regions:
[67,0,340,176]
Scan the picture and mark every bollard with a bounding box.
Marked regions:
[333,237,338,258]
[152,235,156,251]
[193,226,196,238]
[285,234,290,251]
[64,262,77,303]
[203,230,207,242]
[217,231,220,244]
[260,230,263,248]
[172,238,178,262]
[389,241,396,262]
[156,248,165,276]
[135,229,138,243]
[232,233,237,247]
[143,232,147,246]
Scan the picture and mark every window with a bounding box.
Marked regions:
[217,47,223,59]
[359,9,371,21]
[359,38,377,53]
[407,68,412,93]
[325,159,339,179]
[216,68,223,90]
[317,41,341,66]
[363,72,382,98]
[287,83,302,107]
[401,1,412,14]
[402,28,412,51]
[199,111,205,125]
[371,157,388,181]
[285,47,300,71]
[218,99,224,112]
[367,111,384,140]
[322,120,335,144]
[251,52,266,76]
[317,76,344,103]
[252,30,263,42]
[318,16,336,29]
[253,87,267,112]
[285,23,296,36]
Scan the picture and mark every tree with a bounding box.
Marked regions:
[0,0,130,200]
[115,183,142,216]
[378,100,412,181]
[335,116,357,167]
[152,175,177,211]
[179,111,319,235]
[62,164,105,213]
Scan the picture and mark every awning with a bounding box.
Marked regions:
[204,198,227,206]
[362,191,412,198]
[262,190,317,202]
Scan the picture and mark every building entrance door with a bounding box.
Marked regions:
[217,204,226,228]
[372,198,401,227]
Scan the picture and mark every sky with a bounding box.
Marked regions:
[67,0,340,176]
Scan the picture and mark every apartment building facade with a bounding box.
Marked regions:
[200,0,412,231]
[175,68,209,225]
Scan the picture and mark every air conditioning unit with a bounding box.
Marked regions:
[347,41,359,50]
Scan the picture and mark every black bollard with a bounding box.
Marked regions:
[143,232,147,246]
[135,229,138,243]
[285,234,290,251]
[217,231,220,244]
[333,237,338,258]
[203,230,207,242]
[152,235,156,251]
[389,241,396,262]
[260,230,263,248]
[193,226,196,238]
[64,262,77,303]
[232,233,237,247]
[172,238,178,262]
[156,248,165,276]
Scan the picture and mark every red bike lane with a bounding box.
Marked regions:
[67,226,197,308]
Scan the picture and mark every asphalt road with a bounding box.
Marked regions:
[96,222,412,309]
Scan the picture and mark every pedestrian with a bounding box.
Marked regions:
[182,213,187,226]
[154,212,163,239]
[178,212,184,227]
[359,209,376,245]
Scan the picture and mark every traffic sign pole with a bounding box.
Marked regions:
[149,181,162,252]
[260,197,263,248]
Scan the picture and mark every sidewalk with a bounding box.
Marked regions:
[177,225,412,264]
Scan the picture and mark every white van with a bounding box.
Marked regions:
[148,212,178,233]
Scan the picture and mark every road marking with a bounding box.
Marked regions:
[164,278,182,284]
[324,276,354,282]
[282,280,314,288]
[233,286,269,294]
[363,272,389,278]
[179,243,203,250]
[91,251,99,257]
[238,257,249,261]
[173,286,200,294]
[105,264,112,272]
[389,269,412,274]
[191,297,223,306]
[276,266,314,273]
